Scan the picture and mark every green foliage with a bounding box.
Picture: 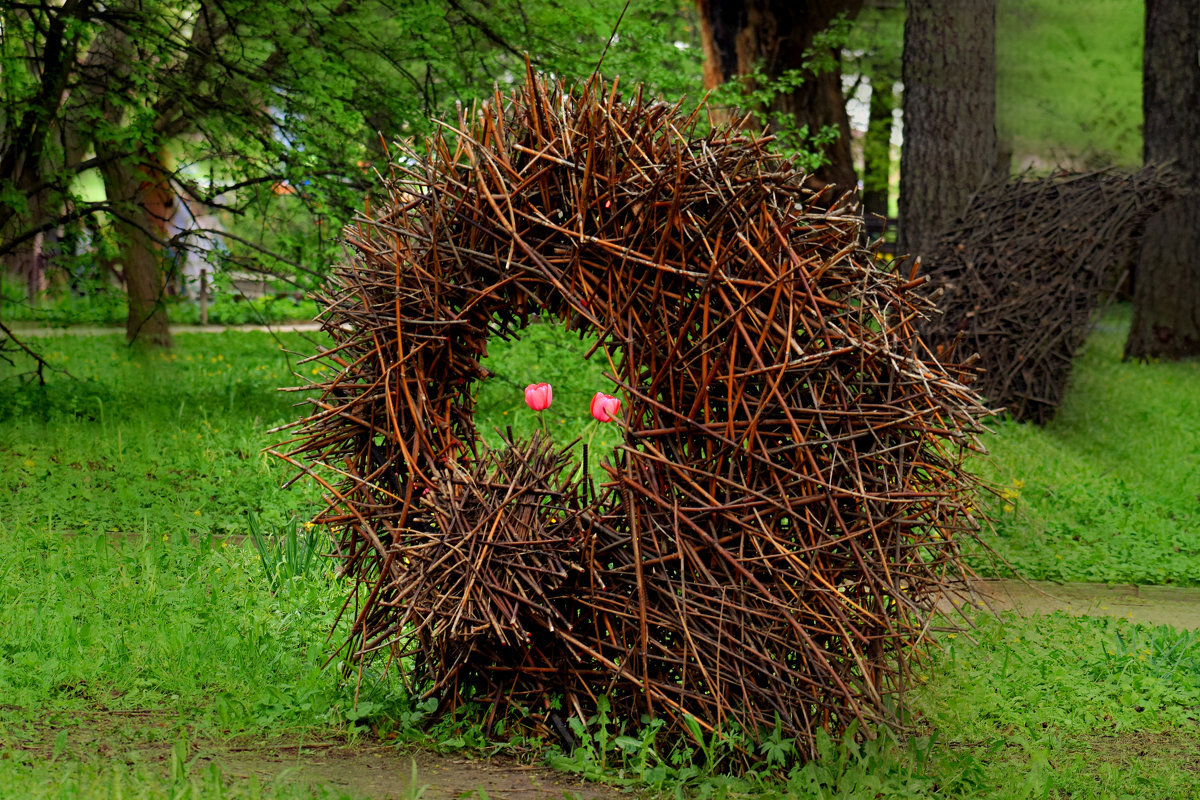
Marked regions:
[708,65,840,172]
[845,3,902,207]
[704,13,858,172]
[509,0,703,104]
[1,287,319,327]
[546,702,954,798]
[1,0,704,332]
[1,279,128,327]
[967,305,1200,583]
[845,4,903,83]
[1,0,1151,354]
[174,296,322,326]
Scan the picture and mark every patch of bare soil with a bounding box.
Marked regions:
[1074,728,1200,774]
[4,711,628,800]
[11,322,324,338]
[211,742,627,800]
[955,579,1200,630]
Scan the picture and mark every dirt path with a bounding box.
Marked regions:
[209,741,625,800]
[962,579,1200,630]
[6,713,627,800]
[8,322,324,337]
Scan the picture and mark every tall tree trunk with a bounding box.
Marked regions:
[861,77,895,223]
[898,0,997,258]
[86,21,173,348]
[2,189,47,303]
[1125,0,1200,360]
[98,149,174,348]
[695,0,863,195]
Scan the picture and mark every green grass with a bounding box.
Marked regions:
[0,755,363,800]
[1,281,320,328]
[0,332,321,535]
[0,333,380,728]
[3,312,1200,798]
[909,612,1200,799]
[968,304,1200,584]
[547,611,1200,798]
[0,331,407,798]
[997,0,1142,169]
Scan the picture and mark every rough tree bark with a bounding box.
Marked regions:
[898,0,997,258]
[86,20,175,348]
[1125,0,1200,360]
[98,148,174,348]
[695,0,863,195]
[2,193,46,303]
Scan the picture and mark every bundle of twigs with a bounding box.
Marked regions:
[915,166,1177,424]
[272,64,993,763]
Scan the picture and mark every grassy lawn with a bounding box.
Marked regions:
[968,305,1200,585]
[2,308,1199,798]
[998,0,1142,168]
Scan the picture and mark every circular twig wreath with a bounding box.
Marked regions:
[275,65,992,762]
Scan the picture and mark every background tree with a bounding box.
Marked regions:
[694,0,863,194]
[898,0,997,257]
[1124,0,1200,360]
[846,1,903,224]
[2,0,425,346]
[0,0,699,347]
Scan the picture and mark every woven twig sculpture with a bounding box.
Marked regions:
[273,65,992,761]
[916,167,1177,424]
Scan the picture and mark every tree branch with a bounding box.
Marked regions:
[0,318,80,386]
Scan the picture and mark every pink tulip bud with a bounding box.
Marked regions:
[590,392,620,422]
[524,382,553,412]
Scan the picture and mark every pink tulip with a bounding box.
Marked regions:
[524,382,553,412]
[590,392,621,422]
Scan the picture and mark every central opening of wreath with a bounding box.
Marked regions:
[472,316,620,480]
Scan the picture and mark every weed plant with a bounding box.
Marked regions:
[247,513,328,592]
[528,609,1200,798]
